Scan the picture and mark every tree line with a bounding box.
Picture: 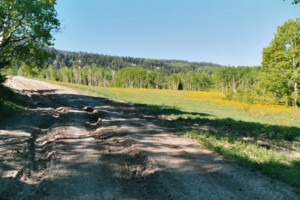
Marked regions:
[49,49,220,75]
[7,64,215,91]
[3,57,296,106]
[3,62,262,92]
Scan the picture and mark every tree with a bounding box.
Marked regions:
[288,0,300,4]
[0,0,60,70]
[261,19,300,106]
[146,69,163,89]
[284,0,300,4]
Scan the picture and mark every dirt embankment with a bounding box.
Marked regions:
[0,76,299,200]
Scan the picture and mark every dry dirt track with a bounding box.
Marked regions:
[0,76,299,200]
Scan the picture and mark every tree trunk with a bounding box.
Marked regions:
[294,82,298,107]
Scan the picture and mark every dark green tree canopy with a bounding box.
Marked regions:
[0,0,60,68]
[285,0,300,4]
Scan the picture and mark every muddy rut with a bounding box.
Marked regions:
[0,76,299,200]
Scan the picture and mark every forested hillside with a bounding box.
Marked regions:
[49,49,220,74]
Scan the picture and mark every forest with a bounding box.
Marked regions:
[49,49,220,74]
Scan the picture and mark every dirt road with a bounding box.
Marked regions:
[0,76,299,200]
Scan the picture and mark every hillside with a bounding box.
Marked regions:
[49,49,221,75]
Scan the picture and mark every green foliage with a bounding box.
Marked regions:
[289,0,300,4]
[0,82,13,101]
[44,66,58,81]
[146,69,164,89]
[46,65,114,86]
[49,49,220,75]
[260,18,300,106]
[115,67,147,88]
[0,84,26,122]
[182,71,213,91]
[0,0,60,69]
[214,66,261,93]
[17,64,40,77]
[34,65,216,91]
[0,73,6,85]
[1,66,18,76]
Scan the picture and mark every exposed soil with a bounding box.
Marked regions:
[0,76,299,200]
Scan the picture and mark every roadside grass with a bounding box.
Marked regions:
[186,129,300,187]
[0,85,26,122]
[49,81,300,186]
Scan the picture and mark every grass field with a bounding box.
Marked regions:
[50,81,300,187]
[56,83,300,127]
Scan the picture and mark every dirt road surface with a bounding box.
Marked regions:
[0,76,299,200]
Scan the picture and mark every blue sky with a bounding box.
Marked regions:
[54,0,299,66]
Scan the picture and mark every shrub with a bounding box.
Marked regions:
[0,84,14,102]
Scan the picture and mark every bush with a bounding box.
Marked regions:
[0,84,14,102]
[0,73,6,85]
[225,91,234,100]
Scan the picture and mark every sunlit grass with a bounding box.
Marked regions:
[51,81,300,127]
